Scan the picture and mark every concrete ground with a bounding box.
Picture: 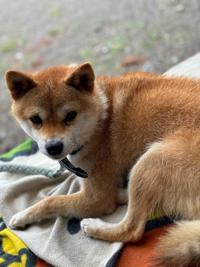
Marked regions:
[0,0,200,153]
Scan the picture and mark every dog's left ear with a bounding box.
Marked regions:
[5,70,37,100]
[65,63,95,92]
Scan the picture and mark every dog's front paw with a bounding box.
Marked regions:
[81,218,106,237]
[9,210,30,229]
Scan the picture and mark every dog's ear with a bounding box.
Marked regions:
[65,63,95,92]
[5,70,37,100]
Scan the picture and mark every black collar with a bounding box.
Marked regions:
[59,157,88,178]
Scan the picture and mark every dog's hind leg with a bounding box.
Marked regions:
[81,133,200,242]
[81,140,167,241]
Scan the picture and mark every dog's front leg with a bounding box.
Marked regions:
[9,189,110,229]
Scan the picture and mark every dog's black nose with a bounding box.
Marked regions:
[45,141,63,156]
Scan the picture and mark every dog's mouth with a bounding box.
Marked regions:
[59,157,88,178]
[70,145,84,156]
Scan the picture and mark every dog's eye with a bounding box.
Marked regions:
[30,115,42,126]
[64,111,77,124]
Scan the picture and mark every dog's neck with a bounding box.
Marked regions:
[68,80,113,174]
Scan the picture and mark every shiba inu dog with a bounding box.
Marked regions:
[5,62,200,266]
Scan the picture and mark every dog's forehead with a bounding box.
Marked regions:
[13,65,90,117]
[28,66,80,101]
[29,84,78,110]
[32,65,76,84]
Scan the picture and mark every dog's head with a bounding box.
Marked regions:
[5,63,105,160]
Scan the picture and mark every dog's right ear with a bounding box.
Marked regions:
[5,70,37,100]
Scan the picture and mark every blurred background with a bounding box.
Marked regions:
[0,0,200,153]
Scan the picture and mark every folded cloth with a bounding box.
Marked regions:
[1,53,200,267]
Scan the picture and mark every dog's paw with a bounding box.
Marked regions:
[9,211,30,229]
[81,218,106,237]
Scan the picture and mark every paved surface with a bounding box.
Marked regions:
[0,0,200,153]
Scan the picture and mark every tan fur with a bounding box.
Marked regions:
[153,221,200,266]
[5,63,200,266]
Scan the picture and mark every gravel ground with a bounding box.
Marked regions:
[0,0,200,153]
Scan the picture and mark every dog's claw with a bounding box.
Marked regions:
[81,218,105,237]
[9,211,29,229]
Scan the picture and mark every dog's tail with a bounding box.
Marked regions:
[154,220,200,267]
